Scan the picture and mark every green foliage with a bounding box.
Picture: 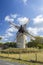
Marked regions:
[0,42,3,46]
[3,42,17,49]
[38,44,43,49]
[26,36,43,49]
[0,37,2,40]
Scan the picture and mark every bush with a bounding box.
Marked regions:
[38,44,43,49]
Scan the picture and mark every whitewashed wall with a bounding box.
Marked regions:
[16,33,26,48]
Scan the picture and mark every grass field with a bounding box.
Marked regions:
[0,48,43,65]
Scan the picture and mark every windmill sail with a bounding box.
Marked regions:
[24,30,35,40]
[8,21,20,29]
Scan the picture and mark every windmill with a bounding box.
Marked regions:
[8,19,35,48]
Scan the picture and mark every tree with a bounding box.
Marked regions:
[0,37,2,40]
[26,36,43,48]
[3,42,17,49]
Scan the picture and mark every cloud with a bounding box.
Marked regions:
[33,15,43,24]
[27,27,38,35]
[17,17,29,25]
[4,39,8,41]
[5,14,18,22]
[6,32,13,37]
[32,14,43,36]
[6,26,18,33]
[5,14,29,25]
[5,26,18,37]
[5,16,14,22]
[3,32,13,40]
[11,14,18,18]
[27,27,43,36]
[22,0,28,5]
[1,25,18,42]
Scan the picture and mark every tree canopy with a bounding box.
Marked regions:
[26,36,43,49]
[0,37,2,40]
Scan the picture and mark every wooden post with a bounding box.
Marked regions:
[35,53,37,61]
[19,48,21,60]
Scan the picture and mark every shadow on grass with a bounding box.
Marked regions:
[0,56,43,64]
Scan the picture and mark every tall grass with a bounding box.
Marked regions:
[0,48,41,54]
[0,48,43,65]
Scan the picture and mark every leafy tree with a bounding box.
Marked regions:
[0,37,2,40]
[3,42,17,49]
[26,36,43,48]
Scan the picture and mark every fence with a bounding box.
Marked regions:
[0,48,43,63]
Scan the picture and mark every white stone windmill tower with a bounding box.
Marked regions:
[8,19,35,48]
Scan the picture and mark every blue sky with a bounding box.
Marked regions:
[0,0,43,42]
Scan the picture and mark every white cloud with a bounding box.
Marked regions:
[7,27,14,32]
[3,32,13,40]
[33,15,43,24]
[5,26,18,38]
[5,14,29,25]
[6,26,18,33]
[22,0,28,4]
[5,16,14,22]
[27,27,38,35]
[5,14,18,22]
[1,25,18,42]
[39,28,43,31]
[17,17,29,25]
[27,27,43,36]
[6,32,13,36]
[11,14,18,18]
[32,14,43,36]
[4,39,8,41]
